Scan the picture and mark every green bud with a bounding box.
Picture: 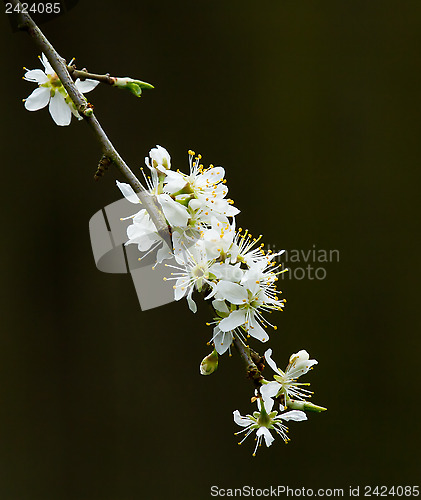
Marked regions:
[200,349,219,376]
[112,77,154,97]
[286,398,327,413]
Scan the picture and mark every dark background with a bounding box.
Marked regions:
[1,1,420,499]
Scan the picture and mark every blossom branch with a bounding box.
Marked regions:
[13,0,327,454]
[13,2,263,377]
[67,65,154,97]
[12,0,170,244]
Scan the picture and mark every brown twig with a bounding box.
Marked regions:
[67,66,116,85]
[233,337,264,387]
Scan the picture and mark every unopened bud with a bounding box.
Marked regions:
[286,398,327,413]
[200,349,219,376]
[112,77,154,97]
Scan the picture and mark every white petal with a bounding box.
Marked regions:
[24,69,48,84]
[288,359,318,379]
[212,299,229,314]
[210,262,243,282]
[264,348,280,374]
[133,209,154,228]
[41,53,54,75]
[256,427,274,447]
[248,316,269,343]
[188,198,202,211]
[224,205,240,216]
[149,145,171,171]
[279,410,307,422]
[164,171,187,193]
[187,290,197,313]
[75,78,100,93]
[260,382,280,402]
[213,327,233,355]
[158,194,189,227]
[262,396,274,413]
[116,181,140,204]
[129,233,158,252]
[216,280,248,304]
[156,242,172,263]
[48,92,71,126]
[233,410,252,427]
[174,277,189,301]
[290,350,310,363]
[218,309,246,332]
[199,166,225,185]
[24,87,50,111]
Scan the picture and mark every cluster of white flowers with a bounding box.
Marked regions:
[118,145,326,453]
[23,53,99,126]
[117,146,286,352]
[234,349,326,454]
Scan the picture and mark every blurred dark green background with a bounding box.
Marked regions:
[1,1,420,499]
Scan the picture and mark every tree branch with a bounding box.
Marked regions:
[12,0,264,383]
[11,0,170,246]
[67,66,116,86]
[233,337,264,387]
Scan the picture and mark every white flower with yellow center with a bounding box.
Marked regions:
[164,151,239,223]
[233,397,307,455]
[23,53,99,126]
[212,262,285,343]
[165,241,215,312]
[202,216,236,259]
[261,348,318,410]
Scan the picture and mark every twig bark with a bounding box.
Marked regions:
[67,67,116,86]
[233,337,264,386]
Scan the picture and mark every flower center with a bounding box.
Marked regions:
[192,264,207,280]
[257,410,272,428]
[48,74,62,87]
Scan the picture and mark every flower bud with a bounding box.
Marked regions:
[112,77,154,97]
[200,349,219,375]
[286,398,327,412]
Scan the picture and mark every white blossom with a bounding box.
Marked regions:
[164,150,239,223]
[23,53,99,126]
[233,398,307,455]
[260,348,318,410]
[164,241,215,312]
[202,216,236,259]
[116,181,172,263]
[213,272,285,343]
